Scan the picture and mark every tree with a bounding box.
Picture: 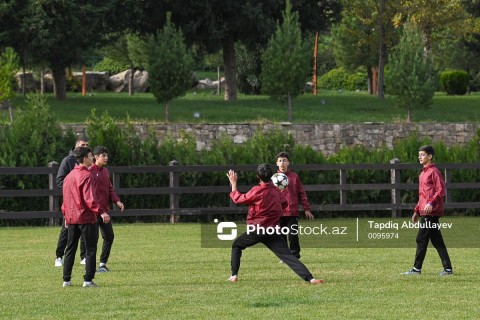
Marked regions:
[332,14,378,94]
[203,50,224,96]
[22,0,135,100]
[261,0,310,122]
[161,0,341,101]
[385,23,436,122]
[0,47,19,122]
[147,14,193,122]
[333,0,400,97]
[396,0,477,54]
[101,34,150,96]
[236,43,263,95]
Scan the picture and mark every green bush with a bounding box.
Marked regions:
[93,57,130,75]
[440,70,469,95]
[318,67,367,91]
[0,94,72,223]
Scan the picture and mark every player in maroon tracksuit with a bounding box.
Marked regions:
[226,163,324,284]
[403,145,453,276]
[90,146,124,272]
[61,146,110,287]
[276,152,314,259]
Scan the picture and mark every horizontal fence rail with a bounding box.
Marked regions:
[0,162,479,222]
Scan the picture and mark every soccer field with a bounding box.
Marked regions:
[1,223,478,319]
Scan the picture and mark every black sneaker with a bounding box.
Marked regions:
[97,265,110,273]
[402,268,421,275]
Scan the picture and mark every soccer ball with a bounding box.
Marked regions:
[271,173,289,191]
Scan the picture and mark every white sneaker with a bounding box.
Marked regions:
[55,258,63,267]
[80,258,86,265]
[82,281,98,288]
[62,281,71,287]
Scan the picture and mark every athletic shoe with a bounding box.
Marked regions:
[62,281,71,287]
[310,278,326,284]
[227,275,238,282]
[80,258,86,265]
[82,281,98,288]
[402,268,421,275]
[97,265,110,273]
[55,258,63,267]
[439,269,453,276]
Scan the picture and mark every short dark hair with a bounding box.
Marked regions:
[93,145,109,156]
[256,163,274,182]
[276,151,289,160]
[419,145,435,157]
[73,146,92,163]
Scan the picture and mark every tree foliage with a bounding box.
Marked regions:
[261,0,310,122]
[160,0,341,101]
[395,0,477,53]
[1,0,135,100]
[0,47,19,103]
[332,0,398,94]
[385,23,436,122]
[146,14,193,122]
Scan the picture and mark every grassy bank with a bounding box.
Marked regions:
[9,90,480,124]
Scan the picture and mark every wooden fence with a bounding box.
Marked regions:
[0,161,479,223]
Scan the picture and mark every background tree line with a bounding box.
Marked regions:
[1,0,479,100]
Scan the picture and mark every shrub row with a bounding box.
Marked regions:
[1,94,479,225]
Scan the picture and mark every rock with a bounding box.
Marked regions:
[194,77,225,90]
[109,69,149,93]
[15,72,39,92]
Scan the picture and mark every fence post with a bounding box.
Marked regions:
[169,160,179,223]
[443,168,451,203]
[112,171,120,194]
[339,169,347,205]
[48,161,59,226]
[390,158,401,218]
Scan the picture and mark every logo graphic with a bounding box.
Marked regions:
[215,219,237,240]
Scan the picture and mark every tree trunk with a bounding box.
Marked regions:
[40,69,45,94]
[217,66,221,96]
[367,66,373,95]
[52,67,67,100]
[128,65,134,96]
[287,92,292,122]
[165,100,170,123]
[81,65,86,96]
[407,107,411,123]
[222,35,237,101]
[4,100,14,122]
[377,0,386,100]
[22,63,26,96]
[9,105,13,122]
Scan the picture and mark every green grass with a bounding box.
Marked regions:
[1,222,479,319]
[8,90,480,124]
[195,70,222,80]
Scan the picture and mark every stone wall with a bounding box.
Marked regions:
[62,122,480,156]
